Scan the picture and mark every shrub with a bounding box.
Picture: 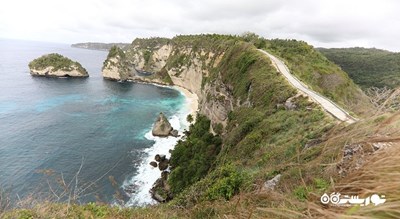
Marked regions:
[169,115,222,195]
[186,114,194,123]
[206,165,245,200]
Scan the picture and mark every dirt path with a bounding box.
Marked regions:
[259,49,356,124]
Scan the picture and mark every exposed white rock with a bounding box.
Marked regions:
[262,174,281,191]
[30,66,88,77]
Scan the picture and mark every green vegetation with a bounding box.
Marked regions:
[106,45,126,60]
[264,39,372,116]
[7,34,398,218]
[143,50,152,65]
[154,68,173,85]
[169,115,222,194]
[102,46,132,80]
[165,40,336,210]
[186,114,193,123]
[319,47,400,89]
[127,34,241,75]
[28,53,87,74]
[129,34,371,117]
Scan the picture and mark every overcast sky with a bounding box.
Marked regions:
[1,0,399,51]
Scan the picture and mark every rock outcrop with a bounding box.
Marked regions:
[149,154,173,202]
[262,174,281,191]
[102,46,135,81]
[152,112,178,137]
[29,53,88,77]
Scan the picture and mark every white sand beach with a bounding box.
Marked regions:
[173,85,199,122]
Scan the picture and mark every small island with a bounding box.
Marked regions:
[29,53,89,78]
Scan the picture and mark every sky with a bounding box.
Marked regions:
[1,0,399,51]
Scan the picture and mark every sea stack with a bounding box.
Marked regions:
[28,53,88,77]
[152,112,178,137]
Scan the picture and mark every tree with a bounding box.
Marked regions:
[186,114,194,123]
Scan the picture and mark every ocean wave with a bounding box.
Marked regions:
[122,99,190,207]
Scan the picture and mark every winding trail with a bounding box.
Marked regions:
[258,49,357,124]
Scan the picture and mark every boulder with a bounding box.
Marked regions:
[158,159,169,171]
[262,174,281,191]
[152,112,173,137]
[170,129,179,137]
[155,154,166,162]
[284,99,297,110]
[149,161,158,168]
[161,171,169,180]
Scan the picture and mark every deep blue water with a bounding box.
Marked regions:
[0,39,186,205]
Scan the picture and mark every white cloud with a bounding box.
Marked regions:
[0,0,399,51]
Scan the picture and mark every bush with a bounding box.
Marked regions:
[169,115,222,195]
[84,203,108,218]
[293,186,309,201]
[206,165,245,200]
[186,114,194,123]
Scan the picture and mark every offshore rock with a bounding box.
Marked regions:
[29,53,88,78]
[149,161,158,168]
[152,112,173,137]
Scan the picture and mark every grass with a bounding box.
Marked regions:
[265,39,373,117]
[6,34,398,218]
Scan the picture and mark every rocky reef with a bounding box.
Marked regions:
[28,53,88,77]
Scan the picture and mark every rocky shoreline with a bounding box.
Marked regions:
[146,88,198,203]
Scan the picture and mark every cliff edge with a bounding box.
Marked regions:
[102,46,135,81]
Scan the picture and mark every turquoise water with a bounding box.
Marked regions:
[0,39,186,206]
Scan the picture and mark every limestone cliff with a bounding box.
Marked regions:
[121,36,239,128]
[29,53,88,77]
[102,46,135,81]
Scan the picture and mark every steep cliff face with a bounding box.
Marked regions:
[102,46,135,81]
[124,36,238,127]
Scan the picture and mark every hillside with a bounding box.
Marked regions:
[266,40,372,116]
[318,47,400,89]
[5,35,399,219]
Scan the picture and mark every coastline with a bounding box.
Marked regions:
[127,78,199,121]
[123,82,200,206]
[172,85,199,122]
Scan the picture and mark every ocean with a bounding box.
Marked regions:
[0,39,190,206]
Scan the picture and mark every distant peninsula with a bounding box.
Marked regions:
[71,42,129,51]
[29,53,89,77]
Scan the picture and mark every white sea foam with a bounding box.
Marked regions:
[123,93,192,207]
